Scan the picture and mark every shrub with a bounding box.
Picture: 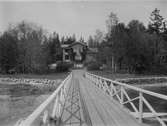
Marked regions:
[149,64,167,75]
[56,62,73,72]
[87,61,101,70]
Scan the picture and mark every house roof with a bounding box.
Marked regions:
[69,42,87,47]
[61,42,87,48]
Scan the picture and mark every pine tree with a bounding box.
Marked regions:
[148,8,164,34]
[148,8,165,55]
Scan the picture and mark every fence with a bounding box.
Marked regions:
[85,72,167,126]
[15,73,72,126]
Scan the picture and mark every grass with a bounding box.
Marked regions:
[121,78,167,85]
[0,72,69,126]
[89,70,167,80]
[0,72,69,96]
[0,72,69,80]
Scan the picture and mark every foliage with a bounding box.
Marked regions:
[95,8,167,74]
[1,8,167,75]
[148,8,164,34]
[106,12,119,34]
[88,35,99,48]
[61,35,76,44]
[56,61,73,72]
[0,32,18,73]
[87,61,101,70]
[46,32,62,64]
[0,21,78,74]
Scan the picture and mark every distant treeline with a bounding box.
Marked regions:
[0,21,84,74]
[1,8,167,74]
[87,8,167,74]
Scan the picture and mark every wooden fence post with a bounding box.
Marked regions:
[120,86,124,106]
[139,92,143,123]
[52,95,58,118]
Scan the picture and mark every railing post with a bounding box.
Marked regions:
[120,86,124,106]
[96,77,99,87]
[139,92,143,123]
[52,95,59,118]
[110,82,114,98]
[60,87,64,103]
[99,78,102,89]
[57,92,61,118]
[95,77,98,86]
[100,78,102,88]
[43,110,49,125]
[63,85,67,98]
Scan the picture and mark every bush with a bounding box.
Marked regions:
[87,61,101,70]
[148,64,167,75]
[56,62,73,72]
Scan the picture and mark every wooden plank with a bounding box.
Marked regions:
[73,70,149,126]
[60,77,88,126]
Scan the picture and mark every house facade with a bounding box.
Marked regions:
[61,42,87,64]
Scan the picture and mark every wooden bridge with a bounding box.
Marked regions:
[16,70,167,126]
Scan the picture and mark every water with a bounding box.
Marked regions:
[0,83,51,126]
[125,86,167,113]
[1,82,167,125]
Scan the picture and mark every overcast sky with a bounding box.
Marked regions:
[0,0,167,40]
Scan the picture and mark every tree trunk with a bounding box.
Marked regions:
[112,55,115,72]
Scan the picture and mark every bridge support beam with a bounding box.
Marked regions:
[139,92,143,123]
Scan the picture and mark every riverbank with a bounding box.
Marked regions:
[89,70,167,80]
[0,72,68,80]
[0,72,68,126]
[0,94,49,126]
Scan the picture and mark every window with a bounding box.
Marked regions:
[65,55,69,60]
[65,49,68,53]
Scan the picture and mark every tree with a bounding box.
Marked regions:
[88,35,100,48]
[88,36,94,48]
[79,36,84,43]
[95,9,167,74]
[5,21,48,73]
[61,36,65,44]
[24,29,48,73]
[126,20,153,73]
[99,19,156,73]
[105,12,119,71]
[94,29,103,44]
[148,8,165,57]
[0,32,18,73]
[63,35,76,44]
[106,12,119,34]
[48,32,62,63]
[162,21,167,42]
[97,40,112,66]
[72,34,76,42]
[148,8,164,34]
[110,23,128,71]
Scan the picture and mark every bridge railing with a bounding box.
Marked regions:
[15,73,72,126]
[85,72,167,126]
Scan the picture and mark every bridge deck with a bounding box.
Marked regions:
[61,70,147,126]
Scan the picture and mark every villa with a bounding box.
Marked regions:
[61,42,88,65]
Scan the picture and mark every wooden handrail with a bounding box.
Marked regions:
[18,73,72,126]
[86,72,167,100]
[86,72,167,125]
[117,76,167,81]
